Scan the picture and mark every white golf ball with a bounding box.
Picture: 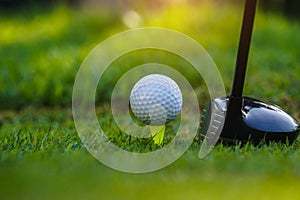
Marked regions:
[129,74,183,125]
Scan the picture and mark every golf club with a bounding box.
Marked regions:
[199,0,299,156]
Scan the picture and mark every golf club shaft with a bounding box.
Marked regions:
[231,0,257,98]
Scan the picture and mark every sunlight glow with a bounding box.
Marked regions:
[122,10,142,28]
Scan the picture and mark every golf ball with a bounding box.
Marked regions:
[129,74,183,125]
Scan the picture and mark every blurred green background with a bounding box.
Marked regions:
[1,0,300,109]
[1,0,300,199]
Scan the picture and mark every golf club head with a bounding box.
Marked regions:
[221,96,299,144]
[200,96,299,153]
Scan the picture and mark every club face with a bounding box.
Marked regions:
[199,98,227,158]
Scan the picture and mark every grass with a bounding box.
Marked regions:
[2,108,300,200]
[1,1,300,199]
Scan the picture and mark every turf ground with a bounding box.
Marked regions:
[1,1,300,199]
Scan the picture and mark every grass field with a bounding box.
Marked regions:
[1,1,300,200]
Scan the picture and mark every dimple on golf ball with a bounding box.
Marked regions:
[129,74,183,126]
